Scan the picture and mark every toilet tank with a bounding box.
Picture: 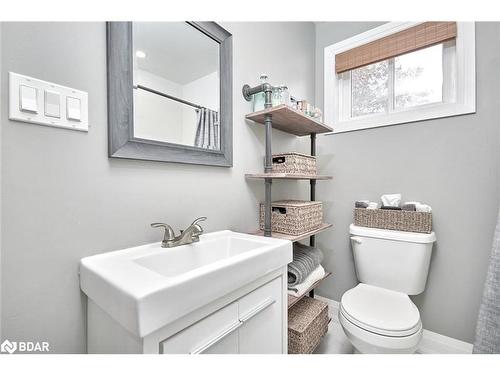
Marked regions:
[349,224,436,295]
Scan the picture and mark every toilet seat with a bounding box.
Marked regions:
[340,283,421,337]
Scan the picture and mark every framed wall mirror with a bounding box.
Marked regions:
[107,22,233,167]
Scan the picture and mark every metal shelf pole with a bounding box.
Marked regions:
[242,82,275,237]
[309,133,317,247]
[263,88,273,237]
[309,133,317,298]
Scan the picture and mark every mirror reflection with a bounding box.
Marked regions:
[132,22,221,150]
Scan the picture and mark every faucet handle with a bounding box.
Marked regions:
[191,217,207,226]
[150,223,175,240]
[190,217,207,237]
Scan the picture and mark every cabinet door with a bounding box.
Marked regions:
[238,277,283,354]
[160,302,240,354]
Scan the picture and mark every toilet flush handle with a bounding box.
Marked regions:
[350,236,363,244]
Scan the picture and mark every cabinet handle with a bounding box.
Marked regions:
[189,320,243,354]
[239,298,276,323]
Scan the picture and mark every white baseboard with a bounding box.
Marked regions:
[315,295,473,354]
[418,330,473,354]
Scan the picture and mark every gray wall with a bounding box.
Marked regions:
[314,22,500,343]
[0,22,315,353]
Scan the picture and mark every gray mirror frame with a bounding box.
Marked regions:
[107,22,233,167]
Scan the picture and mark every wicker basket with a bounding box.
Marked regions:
[271,152,316,175]
[354,208,432,233]
[260,200,323,235]
[288,296,329,354]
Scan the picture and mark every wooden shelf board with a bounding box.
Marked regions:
[245,105,334,136]
[245,173,333,180]
[288,271,332,309]
[251,223,332,242]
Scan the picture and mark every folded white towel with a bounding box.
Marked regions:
[288,265,325,297]
[416,204,432,213]
[404,201,432,213]
[367,202,379,210]
[381,194,402,207]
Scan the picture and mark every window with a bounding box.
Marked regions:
[324,22,475,133]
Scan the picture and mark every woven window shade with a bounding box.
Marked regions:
[335,22,457,74]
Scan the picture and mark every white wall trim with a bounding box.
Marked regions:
[316,295,473,354]
[323,22,476,134]
[418,329,473,354]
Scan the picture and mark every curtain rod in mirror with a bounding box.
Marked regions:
[134,84,209,110]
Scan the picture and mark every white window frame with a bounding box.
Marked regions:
[324,22,476,133]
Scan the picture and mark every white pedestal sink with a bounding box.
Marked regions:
[80,230,292,354]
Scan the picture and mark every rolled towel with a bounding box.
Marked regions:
[401,203,416,211]
[404,201,432,213]
[381,205,402,210]
[355,200,369,208]
[288,265,326,296]
[288,243,324,287]
[367,202,379,210]
[381,193,402,207]
[416,204,432,213]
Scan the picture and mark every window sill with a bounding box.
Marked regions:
[329,102,476,134]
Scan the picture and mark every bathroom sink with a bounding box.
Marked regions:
[79,230,291,337]
[133,236,272,277]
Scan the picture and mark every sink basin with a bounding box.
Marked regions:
[133,236,271,277]
[80,230,291,337]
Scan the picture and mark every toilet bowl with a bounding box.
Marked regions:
[339,283,422,354]
[339,225,436,354]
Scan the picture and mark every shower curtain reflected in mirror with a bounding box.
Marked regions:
[194,108,220,150]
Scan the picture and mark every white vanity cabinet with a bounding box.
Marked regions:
[87,268,287,354]
[159,277,283,354]
[238,276,283,353]
[160,302,241,354]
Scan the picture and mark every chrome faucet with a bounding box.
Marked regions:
[151,217,207,248]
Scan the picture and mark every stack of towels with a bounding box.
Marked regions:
[288,242,325,297]
[355,193,432,212]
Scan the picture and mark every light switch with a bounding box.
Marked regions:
[66,96,81,121]
[44,90,60,118]
[19,85,38,113]
[10,72,88,131]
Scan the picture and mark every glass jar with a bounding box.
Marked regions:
[304,103,310,116]
[253,74,269,112]
[271,86,282,107]
[280,85,290,106]
[313,107,323,122]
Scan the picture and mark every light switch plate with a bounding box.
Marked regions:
[9,72,88,132]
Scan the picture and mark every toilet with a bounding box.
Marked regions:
[339,224,436,354]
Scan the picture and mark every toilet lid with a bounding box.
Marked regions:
[340,283,421,337]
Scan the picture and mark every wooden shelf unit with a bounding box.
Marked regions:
[245,104,333,136]
[243,82,334,308]
[245,173,332,180]
[288,271,332,308]
[252,223,333,242]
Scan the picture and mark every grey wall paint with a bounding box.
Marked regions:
[314,22,500,343]
[0,22,315,352]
